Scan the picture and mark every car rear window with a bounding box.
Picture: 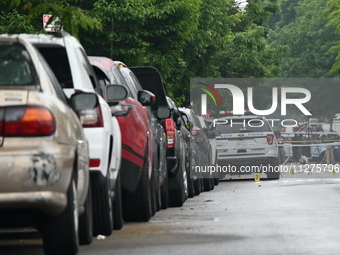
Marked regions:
[0,42,37,85]
[215,118,272,133]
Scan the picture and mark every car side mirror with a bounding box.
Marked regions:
[156,106,171,119]
[70,92,99,111]
[138,90,155,106]
[106,84,128,106]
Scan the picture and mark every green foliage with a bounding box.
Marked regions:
[327,0,340,75]
[269,0,338,78]
[0,0,101,38]
[0,0,284,107]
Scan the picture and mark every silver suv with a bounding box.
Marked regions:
[214,115,280,179]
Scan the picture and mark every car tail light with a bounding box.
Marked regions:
[0,108,4,136]
[191,129,201,136]
[3,106,56,136]
[165,118,175,148]
[89,159,100,168]
[79,106,104,128]
[267,134,274,145]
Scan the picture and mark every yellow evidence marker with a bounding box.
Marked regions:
[255,174,261,182]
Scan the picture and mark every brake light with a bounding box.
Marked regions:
[79,106,104,128]
[191,129,201,136]
[267,134,274,145]
[2,106,56,136]
[165,118,175,148]
[0,108,4,136]
[89,159,100,168]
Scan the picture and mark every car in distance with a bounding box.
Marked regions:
[0,35,98,255]
[214,114,280,179]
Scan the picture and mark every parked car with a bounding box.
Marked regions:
[0,35,98,254]
[197,115,216,190]
[167,98,195,199]
[203,118,220,186]
[130,66,188,207]
[214,114,280,179]
[88,57,169,222]
[179,108,209,194]
[23,31,126,236]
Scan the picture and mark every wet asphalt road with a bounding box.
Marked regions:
[2,170,340,255]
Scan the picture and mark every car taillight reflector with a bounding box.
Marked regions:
[0,108,4,136]
[165,118,175,148]
[267,134,274,145]
[79,106,104,128]
[89,159,100,168]
[191,129,201,136]
[4,106,56,136]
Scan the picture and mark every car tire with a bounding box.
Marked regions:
[150,171,157,216]
[79,180,93,245]
[122,153,152,222]
[92,173,113,236]
[194,178,202,196]
[267,158,280,179]
[169,167,185,207]
[161,173,169,209]
[210,178,215,190]
[42,178,79,255]
[187,156,195,198]
[213,178,220,186]
[203,178,212,192]
[112,172,123,230]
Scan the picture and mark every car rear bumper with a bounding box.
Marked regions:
[0,191,66,216]
[0,143,75,216]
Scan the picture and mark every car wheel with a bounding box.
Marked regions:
[169,166,185,207]
[161,172,169,209]
[122,152,152,222]
[112,172,123,230]
[187,156,195,198]
[92,173,113,236]
[267,158,280,179]
[213,178,220,186]
[203,178,212,191]
[42,178,79,255]
[79,180,93,245]
[194,178,202,196]
[210,178,215,190]
[150,170,157,216]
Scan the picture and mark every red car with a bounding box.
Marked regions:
[89,57,168,222]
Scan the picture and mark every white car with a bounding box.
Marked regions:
[17,32,125,236]
[214,115,280,179]
[0,35,98,254]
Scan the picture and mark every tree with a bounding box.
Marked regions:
[269,0,338,78]
[0,0,101,37]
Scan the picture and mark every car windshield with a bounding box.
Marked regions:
[215,118,272,133]
[0,42,37,85]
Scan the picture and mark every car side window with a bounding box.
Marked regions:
[37,52,68,104]
[77,48,100,91]
[120,68,138,99]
